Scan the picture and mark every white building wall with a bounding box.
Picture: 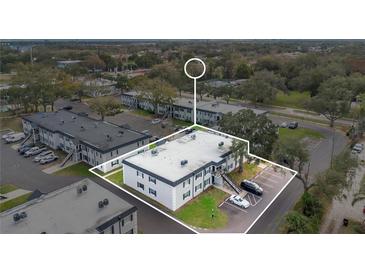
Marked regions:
[123,164,176,210]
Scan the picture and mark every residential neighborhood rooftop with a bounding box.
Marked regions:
[23,110,150,152]
[123,130,234,183]
[0,179,136,234]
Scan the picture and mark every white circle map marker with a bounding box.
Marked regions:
[184,58,206,124]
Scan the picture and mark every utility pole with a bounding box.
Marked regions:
[30,46,33,65]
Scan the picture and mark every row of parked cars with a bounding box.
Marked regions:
[18,143,59,164]
[1,131,25,143]
[351,143,364,154]
[228,179,264,209]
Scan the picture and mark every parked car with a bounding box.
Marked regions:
[2,131,15,140]
[5,133,25,143]
[24,146,39,157]
[40,154,59,164]
[280,122,288,128]
[18,144,33,153]
[288,121,298,129]
[229,195,250,209]
[240,180,263,196]
[151,118,161,125]
[33,150,54,162]
[352,143,364,153]
[62,105,73,110]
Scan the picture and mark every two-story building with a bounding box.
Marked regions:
[122,130,243,211]
[120,91,267,126]
[22,110,150,173]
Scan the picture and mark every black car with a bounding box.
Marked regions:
[18,144,33,155]
[62,105,73,110]
[240,180,263,196]
[288,121,298,129]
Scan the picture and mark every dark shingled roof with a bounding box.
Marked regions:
[23,110,150,153]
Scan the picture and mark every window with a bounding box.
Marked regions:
[195,172,202,180]
[111,160,119,167]
[130,214,133,222]
[195,183,202,192]
[204,178,210,187]
[149,176,156,184]
[149,188,157,197]
[136,170,144,178]
[137,182,144,190]
[183,191,190,200]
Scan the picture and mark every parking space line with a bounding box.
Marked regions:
[255,175,280,185]
[218,197,230,208]
[260,170,287,179]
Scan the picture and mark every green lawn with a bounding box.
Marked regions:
[106,170,123,186]
[172,118,193,127]
[0,117,22,131]
[0,193,32,213]
[272,91,310,109]
[228,162,262,184]
[0,184,18,194]
[54,162,95,177]
[174,187,229,229]
[279,127,324,142]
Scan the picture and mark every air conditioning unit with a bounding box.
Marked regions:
[82,185,87,192]
[218,141,224,147]
[181,159,188,166]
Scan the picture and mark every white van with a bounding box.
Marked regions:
[5,133,25,143]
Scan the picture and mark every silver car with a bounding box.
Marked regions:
[33,150,54,162]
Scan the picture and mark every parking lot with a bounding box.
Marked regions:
[213,165,296,233]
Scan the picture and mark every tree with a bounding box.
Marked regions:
[235,62,252,79]
[230,140,248,173]
[301,191,322,218]
[84,55,106,71]
[239,70,286,106]
[308,77,353,127]
[115,75,130,91]
[133,77,177,114]
[149,63,186,96]
[89,97,121,121]
[285,211,315,234]
[219,109,278,159]
[272,137,311,190]
[255,56,282,72]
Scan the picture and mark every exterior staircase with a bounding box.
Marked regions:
[20,132,33,146]
[221,173,241,195]
[60,150,74,167]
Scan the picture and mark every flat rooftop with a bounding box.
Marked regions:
[23,110,149,152]
[0,179,136,234]
[123,130,234,184]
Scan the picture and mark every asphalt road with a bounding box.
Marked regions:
[248,115,348,233]
[0,137,193,234]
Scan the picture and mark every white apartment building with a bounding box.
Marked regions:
[123,130,242,211]
[0,179,137,234]
[22,110,150,172]
[121,91,267,126]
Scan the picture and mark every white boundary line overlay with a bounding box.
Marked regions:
[89,58,298,234]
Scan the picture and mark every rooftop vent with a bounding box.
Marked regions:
[98,199,109,208]
[117,130,124,136]
[180,159,188,166]
[106,134,112,141]
[59,120,65,125]
[80,126,85,131]
[77,184,88,195]
[218,141,224,147]
[151,149,158,156]
[190,134,196,140]
[13,211,27,222]
[72,116,76,120]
